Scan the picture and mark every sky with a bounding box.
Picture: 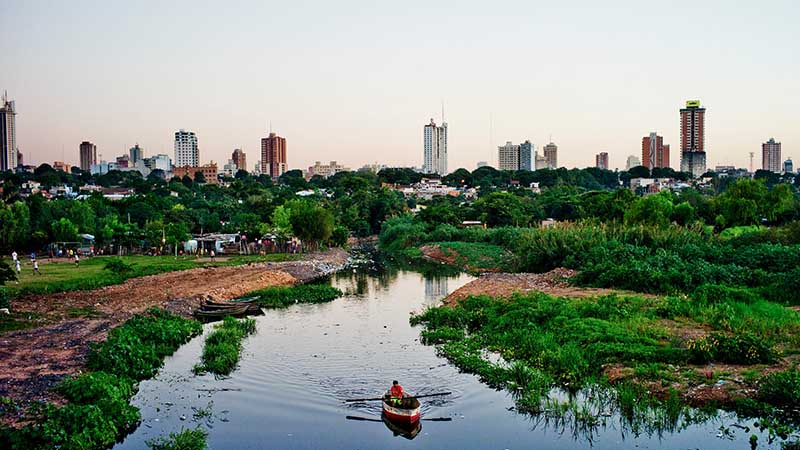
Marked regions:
[1,0,798,172]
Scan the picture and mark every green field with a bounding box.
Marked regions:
[3,253,298,299]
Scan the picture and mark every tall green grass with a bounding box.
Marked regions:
[251,284,342,308]
[194,316,257,376]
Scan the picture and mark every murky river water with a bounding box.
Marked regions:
[115,269,783,449]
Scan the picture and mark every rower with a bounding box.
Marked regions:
[388,380,404,406]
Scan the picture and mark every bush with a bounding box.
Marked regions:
[686,333,774,365]
[758,370,800,411]
[103,257,135,275]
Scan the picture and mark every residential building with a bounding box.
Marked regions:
[358,163,387,173]
[543,142,558,169]
[79,141,97,171]
[642,132,670,169]
[53,161,71,172]
[519,140,533,171]
[222,159,237,176]
[116,154,130,168]
[143,154,172,177]
[423,118,448,175]
[173,163,219,185]
[497,142,520,171]
[174,129,199,167]
[784,158,794,174]
[0,92,18,171]
[626,155,641,170]
[308,160,349,178]
[595,152,609,170]
[231,148,246,172]
[129,144,144,164]
[762,138,782,173]
[679,100,707,177]
[534,152,547,170]
[261,132,287,178]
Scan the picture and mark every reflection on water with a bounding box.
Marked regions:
[114,268,786,449]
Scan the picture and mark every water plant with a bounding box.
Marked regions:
[146,427,208,450]
[251,284,342,308]
[194,316,257,375]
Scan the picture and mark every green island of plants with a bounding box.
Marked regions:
[146,427,208,450]
[0,308,202,450]
[193,316,257,376]
[411,291,800,441]
[250,284,343,308]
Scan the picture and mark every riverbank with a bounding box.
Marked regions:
[0,248,349,408]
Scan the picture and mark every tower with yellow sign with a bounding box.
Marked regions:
[679,100,706,178]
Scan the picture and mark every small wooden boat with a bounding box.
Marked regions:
[193,304,249,318]
[202,297,261,314]
[382,395,421,424]
[382,415,422,439]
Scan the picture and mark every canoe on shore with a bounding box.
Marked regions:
[193,304,250,318]
[382,395,421,424]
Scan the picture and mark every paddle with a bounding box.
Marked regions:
[346,415,453,422]
[344,391,452,402]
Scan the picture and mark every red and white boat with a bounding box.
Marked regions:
[382,395,421,424]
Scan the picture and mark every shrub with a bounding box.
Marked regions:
[758,370,800,411]
[103,257,135,275]
[686,333,774,365]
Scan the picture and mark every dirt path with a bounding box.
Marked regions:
[444,269,654,305]
[0,249,349,405]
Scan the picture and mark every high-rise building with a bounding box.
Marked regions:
[625,155,641,170]
[679,100,707,177]
[641,133,670,169]
[232,148,246,172]
[519,140,533,171]
[498,142,520,171]
[0,92,18,171]
[543,142,558,169]
[762,138,782,173]
[261,132,287,178]
[423,119,447,175]
[784,158,793,174]
[79,141,97,171]
[595,152,609,170]
[174,130,199,167]
[129,144,144,164]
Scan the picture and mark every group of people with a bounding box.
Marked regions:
[9,250,81,278]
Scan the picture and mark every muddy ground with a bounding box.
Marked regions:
[0,249,349,407]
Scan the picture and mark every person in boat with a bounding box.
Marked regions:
[387,380,406,406]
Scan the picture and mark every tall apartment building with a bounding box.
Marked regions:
[543,142,558,169]
[423,119,448,175]
[595,152,609,170]
[129,144,144,164]
[261,132,287,178]
[519,140,533,171]
[79,141,97,171]
[174,130,199,167]
[626,155,642,170]
[784,158,793,174]
[679,100,707,177]
[0,92,18,171]
[497,142,520,171]
[762,138,782,173]
[642,132,670,169]
[232,148,247,172]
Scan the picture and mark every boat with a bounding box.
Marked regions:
[382,395,421,424]
[382,415,422,439]
[193,303,250,318]
[202,297,261,314]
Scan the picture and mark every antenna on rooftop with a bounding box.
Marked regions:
[749,152,755,172]
[441,99,445,123]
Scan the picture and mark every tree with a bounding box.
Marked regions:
[194,171,206,184]
[165,222,190,256]
[624,191,675,228]
[474,192,529,227]
[289,202,334,249]
[671,201,696,226]
[270,205,293,237]
[279,170,308,190]
[51,218,79,242]
[0,260,15,286]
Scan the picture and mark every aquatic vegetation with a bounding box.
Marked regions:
[146,428,208,450]
[251,284,343,308]
[194,316,257,375]
[0,309,202,450]
[88,307,203,381]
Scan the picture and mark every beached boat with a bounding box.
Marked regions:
[193,303,249,318]
[382,395,421,424]
[202,297,261,313]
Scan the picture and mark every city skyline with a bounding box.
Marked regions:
[1,1,798,172]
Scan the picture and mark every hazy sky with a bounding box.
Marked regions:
[2,0,798,172]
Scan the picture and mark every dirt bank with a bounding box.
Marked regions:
[444,269,650,305]
[0,249,349,406]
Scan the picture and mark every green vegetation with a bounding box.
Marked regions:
[146,428,208,450]
[411,291,800,434]
[194,316,257,376]
[251,284,343,308]
[433,241,512,272]
[0,308,201,450]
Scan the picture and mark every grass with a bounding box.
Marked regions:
[411,291,800,435]
[0,308,202,450]
[251,284,343,308]
[4,253,300,300]
[435,241,513,272]
[193,316,256,376]
[146,428,208,450]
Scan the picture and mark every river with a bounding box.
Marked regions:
[115,269,778,449]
